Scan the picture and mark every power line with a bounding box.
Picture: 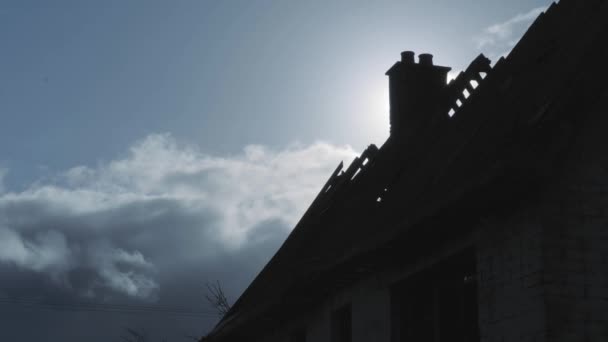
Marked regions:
[1,293,209,312]
[0,297,218,318]
[0,299,216,318]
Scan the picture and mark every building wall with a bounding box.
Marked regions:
[541,92,608,341]
[256,94,608,342]
[283,273,392,342]
[477,91,608,342]
[258,236,475,342]
[476,216,546,342]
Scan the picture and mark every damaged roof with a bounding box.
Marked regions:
[203,0,608,340]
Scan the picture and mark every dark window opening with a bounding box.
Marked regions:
[390,248,479,342]
[290,328,306,342]
[331,304,352,342]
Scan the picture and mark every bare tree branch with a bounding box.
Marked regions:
[121,327,147,342]
[204,280,231,317]
[183,334,201,341]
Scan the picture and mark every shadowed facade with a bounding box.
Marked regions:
[202,0,608,340]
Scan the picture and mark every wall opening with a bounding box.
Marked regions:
[290,328,306,342]
[390,248,479,342]
[331,304,352,342]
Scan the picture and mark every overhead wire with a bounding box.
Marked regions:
[0,296,219,318]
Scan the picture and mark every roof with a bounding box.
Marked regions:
[203,1,608,340]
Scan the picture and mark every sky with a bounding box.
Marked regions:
[0,1,553,341]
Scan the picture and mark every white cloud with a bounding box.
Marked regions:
[89,241,158,299]
[0,226,74,289]
[475,6,548,57]
[0,134,358,301]
[0,224,157,299]
[0,227,70,273]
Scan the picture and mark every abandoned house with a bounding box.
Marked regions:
[202,1,608,341]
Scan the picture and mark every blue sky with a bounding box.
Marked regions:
[1,0,550,189]
[0,1,552,341]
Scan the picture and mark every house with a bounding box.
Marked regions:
[202,1,608,341]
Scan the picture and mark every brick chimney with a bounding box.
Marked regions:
[386,51,452,140]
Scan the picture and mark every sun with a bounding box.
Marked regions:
[362,83,391,144]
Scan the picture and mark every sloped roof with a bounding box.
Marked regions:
[203,0,608,340]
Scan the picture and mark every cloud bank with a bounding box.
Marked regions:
[0,134,358,302]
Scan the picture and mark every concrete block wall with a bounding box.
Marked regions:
[475,172,608,341]
[540,93,608,341]
[542,186,608,341]
[259,178,608,342]
[475,93,608,342]
[476,216,546,342]
[540,100,608,341]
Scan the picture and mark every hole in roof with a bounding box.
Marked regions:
[362,158,369,166]
[463,89,470,99]
[448,108,456,117]
[351,168,361,180]
[470,80,479,89]
[456,99,463,107]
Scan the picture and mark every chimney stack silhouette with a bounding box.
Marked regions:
[386,51,451,141]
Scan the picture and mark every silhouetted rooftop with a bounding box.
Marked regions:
[203,1,608,340]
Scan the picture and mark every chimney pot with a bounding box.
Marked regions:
[386,50,452,140]
[401,51,415,64]
[419,53,434,66]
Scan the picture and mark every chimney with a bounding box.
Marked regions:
[385,51,452,140]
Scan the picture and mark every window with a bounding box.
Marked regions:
[331,304,352,342]
[290,328,306,342]
[390,248,479,342]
